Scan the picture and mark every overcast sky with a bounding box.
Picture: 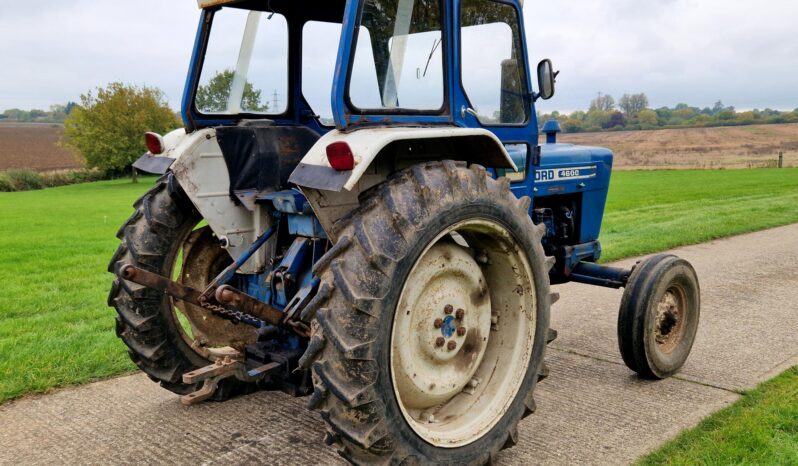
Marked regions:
[1,0,796,113]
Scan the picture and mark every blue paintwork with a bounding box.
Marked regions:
[441,315,457,338]
[272,238,313,307]
[537,142,613,245]
[261,190,311,215]
[542,120,562,144]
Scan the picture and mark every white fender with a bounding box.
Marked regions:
[162,128,268,274]
[288,127,517,193]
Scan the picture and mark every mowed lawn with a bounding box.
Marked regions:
[639,366,798,465]
[2,168,798,403]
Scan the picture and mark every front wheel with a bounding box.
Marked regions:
[618,254,701,379]
[300,161,554,465]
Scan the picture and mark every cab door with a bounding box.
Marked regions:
[452,0,538,199]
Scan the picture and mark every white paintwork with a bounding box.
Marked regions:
[393,243,492,409]
[391,219,537,448]
[166,129,268,274]
[297,127,517,192]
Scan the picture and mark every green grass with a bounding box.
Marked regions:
[1,168,798,404]
[638,366,798,465]
[0,178,155,403]
[600,168,798,262]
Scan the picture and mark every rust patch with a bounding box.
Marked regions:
[470,279,489,306]
[454,328,482,371]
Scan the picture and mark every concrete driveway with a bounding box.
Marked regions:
[2,224,798,465]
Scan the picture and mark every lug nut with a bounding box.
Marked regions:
[456,308,465,320]
[435,337,446,347]
[457,327,466,336]
[447,340,457,351]
[434,318,444,329]
[444,304,454,314]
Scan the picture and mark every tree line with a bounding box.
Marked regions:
[0,103,79,123]
[539,93,798,133]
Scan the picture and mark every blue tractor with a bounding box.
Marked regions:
[111,0,700,463]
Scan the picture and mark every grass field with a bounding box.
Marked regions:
[638,366,798,465]
[1,168,798,404]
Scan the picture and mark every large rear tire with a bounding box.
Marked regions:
[300,161,554,465]
[108,174,256,398]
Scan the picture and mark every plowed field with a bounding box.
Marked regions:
[560,123,798,170]
[0,123,83,171]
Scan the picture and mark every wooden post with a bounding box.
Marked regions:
[779,152,784,169]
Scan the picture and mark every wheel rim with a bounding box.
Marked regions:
[171,225,258,359]
[654,285,687,354]
[390,219,537,448]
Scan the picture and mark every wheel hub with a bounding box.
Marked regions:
[395,243,492,409]
[390,219,539,448]
[655,289,685,352]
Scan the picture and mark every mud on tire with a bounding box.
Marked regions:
[299,161,555,465]
[108,174,251,399]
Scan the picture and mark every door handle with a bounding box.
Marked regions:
[461,105,479,118]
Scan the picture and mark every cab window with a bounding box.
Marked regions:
[460,0,529,125]
[196,9,289,115]
[348,0,445,111]
[302,21,343,125]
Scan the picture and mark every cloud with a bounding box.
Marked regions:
[528,0,798,112]
[1,0,796,113]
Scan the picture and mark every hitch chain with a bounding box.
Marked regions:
[119,264,308,334]
[198,298,264,327]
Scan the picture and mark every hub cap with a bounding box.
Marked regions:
[654,286,687,354]
[391,219,537,448]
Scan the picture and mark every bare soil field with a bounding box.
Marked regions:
[0,123,83,171]
[560,123,798,170]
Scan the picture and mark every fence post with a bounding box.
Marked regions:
[779,152,784,169]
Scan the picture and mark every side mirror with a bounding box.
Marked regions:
[536,59,558,100]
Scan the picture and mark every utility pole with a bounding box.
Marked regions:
[272,89,280,112]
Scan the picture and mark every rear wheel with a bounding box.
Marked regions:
[617,254,701,379]
[108,174,257,398]
[300,161,554,465]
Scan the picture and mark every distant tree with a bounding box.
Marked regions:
[65,101,79,115]
[63,82,181,182]
[589,93,615,112]
[606,111,627,129]
[712,100,725,115]
[29,109,47,119]
[585,110,612,131]
[0,114,7,120]
[637,109,658,127]
[561,118,583,133]
[195,69,268,113]
[3,109,31,121]
[619,93,649,117]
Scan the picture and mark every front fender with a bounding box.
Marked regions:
[288,127,517,193]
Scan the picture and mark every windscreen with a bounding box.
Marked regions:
[348,0,444,111]
[195,8,289,115]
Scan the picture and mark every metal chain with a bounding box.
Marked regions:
[200,301,264,327]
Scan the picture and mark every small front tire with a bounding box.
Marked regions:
[617,254,701,379]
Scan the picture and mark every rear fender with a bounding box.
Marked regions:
[289,127,516,192]
[164,129,270,274]
[288,127,517,239]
